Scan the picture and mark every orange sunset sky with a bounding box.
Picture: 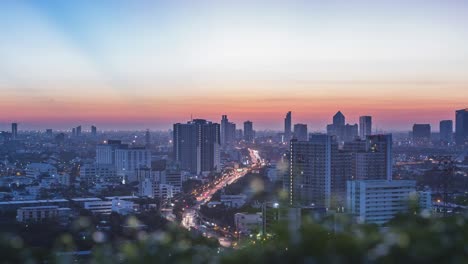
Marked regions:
[1,1,467,131]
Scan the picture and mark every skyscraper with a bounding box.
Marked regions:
[221,115,228,146]
[289,134,333,207]
[221,115,236,145]
[91,125,97,136]
[76,125,82,137]
[293,123,308,141]
[11,123,17,139]
[333,111,345,126]
[439,120,453,144]
[412,124,431,143]
[173,119,221,174]
[284,111,292,141]
[456,109,468,145]
[244,121,254,143]
[327,111,358,142]
[145,129,151,147]
[359,116,372,139]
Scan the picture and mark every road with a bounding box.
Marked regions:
[181,148,263,246]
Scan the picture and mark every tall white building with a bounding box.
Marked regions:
[346,180,416,225]
[96,140,125,165]
[114,147,151,179]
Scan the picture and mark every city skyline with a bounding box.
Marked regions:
[1,1,468,130]
[0,108,465,132]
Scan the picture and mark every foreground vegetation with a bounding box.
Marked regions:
[1,210,468,263]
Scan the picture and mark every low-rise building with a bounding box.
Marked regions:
[17,206,59,222]
[234,212,262,234]
[220,194,247,208]
[26,163,57,179]
[83,198,135,215]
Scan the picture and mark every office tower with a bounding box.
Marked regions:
[346,180,416,225]
[331,148,352,208]
[244,121,254,142]
[46,129,53,136]
[289,134,333,208]
[226,122,236,144]
[221,115,228,145]
[456,109,468,145]
[293,123,308,141]
[344,124,359,142]
[221,115,236,145]
[76,125,82,137]
[439,120,453,144]
[11,123,17,139]
[367,134,393,180]
[359,116,372,139]
[339,134,393,187]
[145,129,151,146]
[333,111,345,126]
[236,129,243,140]
[91,125,97,136]
[412,124,431,143]
[327,111,357,142]
[284,111,292,141]
[72,128,76,137]
[173,119,221,175]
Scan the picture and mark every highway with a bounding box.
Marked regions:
[181,148,263,246]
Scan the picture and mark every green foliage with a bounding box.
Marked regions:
[1,212,468,263]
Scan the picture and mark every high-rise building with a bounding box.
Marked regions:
[363,134,393,180]
[344,124,358,142]
[72,128,76,137]
[327,111,357,142]
[439,120,453,144]
[236,129,243,140]
[288,134,333,208]
[244,121,254,143]
[91,125,97,136]
[96,140,125,165]
[173,119,221,175]
[412,124,431,143]
[76,126,82,137]
[346,180,416,225]
[359,116,372,139]
[456,109,468,145]
[333,111,345,126]
[145,129,151,147]
[221,115,236,145]
[11,123,18,139]
[221,115,228,146]
[293,123,308,141]
[284,111,292,141]
[115,147,151,180]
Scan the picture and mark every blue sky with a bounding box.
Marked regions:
[1,0,468,130]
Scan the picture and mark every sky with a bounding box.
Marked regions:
[1,0,468,131]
